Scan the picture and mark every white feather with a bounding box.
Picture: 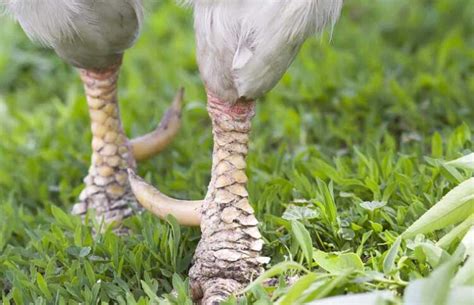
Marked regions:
[3,0,92,47]
[3,0,144,47]
[2,0,144,68]
[190,0,343,102]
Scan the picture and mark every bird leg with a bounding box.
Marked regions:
[127,92,266,303]
[71,63,137,224]
[189,92,266,304]
[71,61,183,226]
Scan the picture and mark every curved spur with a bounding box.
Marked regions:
[128,169,202,227]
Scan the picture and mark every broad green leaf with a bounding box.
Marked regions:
[140,280,160,302]
[36,273,53,301]
[302,272,351,301]
[454,226,474,259]
[415,242,451,268]
[402,178,474,238]
[282,205,319,221]
[304,291,394,305]
[370,221,383,233]
[313,250,364,274]
[80,246,91,257]
[277,273,318,305]
[125,293,138,305]
[291,220,314,267]
[452,257,474,286]
[90,282,101,303]
[437,214,474,249]
[383,236,401,274]
[403,260,458,305]
[446,287,474,305]
[12,287,24,305]
[440,164,464,184]
[84,261,96,285]
[316,179,337,226]
[243,261,309,293]
[66,246,91,258]
[171,274,193,305]
[51,205,78,230]
[446,153,474,171]
[431,132,443,158]
[359,201,386,211]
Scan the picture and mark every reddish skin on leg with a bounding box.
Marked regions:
[189,92,266,305]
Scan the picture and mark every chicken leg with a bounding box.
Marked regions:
[72,60,183,226]
[188,92,266,304]
[128,91,267,303]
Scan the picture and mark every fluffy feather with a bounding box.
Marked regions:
[3,0,91,47]
[3,0,144,69]
[190,0,343,102]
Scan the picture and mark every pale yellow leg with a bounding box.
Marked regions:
[71,62,183,227]
[71,64,136,224]
[127,93,267,303]
[189,93,266,304]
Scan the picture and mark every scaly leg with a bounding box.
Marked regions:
[71,63,137,224]
[71,61,183,226]
[189,93,266,304]
[127,92,267,303]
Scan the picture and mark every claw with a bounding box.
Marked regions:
[131,88,184,161]
[128,169,202,226]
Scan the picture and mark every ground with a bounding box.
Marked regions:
[0,0,473,304]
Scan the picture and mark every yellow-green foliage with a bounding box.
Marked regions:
[0,0,472,304]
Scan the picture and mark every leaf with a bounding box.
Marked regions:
[243,261,309,293]
[440,164,464,184]
[277,273,318,305]
[84,261,96,286]
[140,280,160,302]
[12,287,24,305]
[403,260,458,305]
[383,236,401,274]
[171,274,189,302]
[282,205,319,221]
[313,251,364,274]
[302,291,394,305]
[446,287,474,305]
[402,178,474,238]
[370,221,383,233]
[291,220,314,267]
[452,257,474,286]
[51,205,77,230]
[437,214,474,249]
[316,179,337,226]
[302,272,352,301]
[445,153,474,171]
[80,246,92,257]
[415,242,451,268]
[66,246,91,258]
[431,132,443,158]
[359,201,387,211]
[36,273,53,301]
[454,226,474,259]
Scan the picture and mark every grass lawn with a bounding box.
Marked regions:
[0,0,473,304]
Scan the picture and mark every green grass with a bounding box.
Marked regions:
[0,0,473,304]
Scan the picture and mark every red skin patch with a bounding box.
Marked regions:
[207,90,255,121]
[79,58,123,81]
